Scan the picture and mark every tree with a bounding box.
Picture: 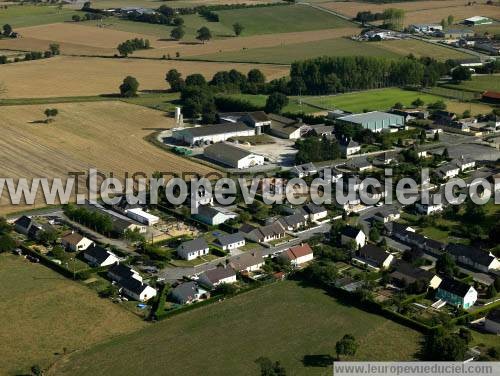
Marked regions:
[451,66,472,82]
[173,16,184,26]
[232,22,244,36]
[433,131,440,141]
[422,331,467,360]
[196,26,212,44]
[255,357,287,376]
[0,233,15,253]
[185,73,206,87]
[247,69,266,84]
[412,97,424,107]
[2,24,12,36]
[117,41,134,57]
[447,15,454,26]
[44,108,58,123]
[170,26,185,41]
[440,18,447,29]
[119,76,139,97]
[265,92,288,114]
[31,365,43,376]
[49,43,60,55]
[436,253,457,277]
[72,14,81,22]
[487,284,497,298]
[335,334,358,360]
[166,69,184,92]
[370,227,380,242]
[393,102,404,109]
[442,147,449,159]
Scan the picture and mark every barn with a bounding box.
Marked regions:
[204,142,265,169]
[172,122,255,145]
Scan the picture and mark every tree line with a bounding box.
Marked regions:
[117,38,150,57]
[64,204,113,236]
[289,55,454,95]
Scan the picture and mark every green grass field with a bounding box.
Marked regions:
[219,93,319,114]
[442,75,500,93]
[301,88,444,113]
[193,37,398,64]
[0,254,145,375]
[371,39,472,61]
[0,5,79,28]
[55,280,422,376]
[84,5,351,41]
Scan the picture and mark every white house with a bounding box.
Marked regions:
[177,237,209,261]
[416,201,443,215]
[194,205,238,226]
[170,281,208,305]
[338,137,361,157]
[108,263,142,283]
[126,208,160,226]
[198,265,237,289]
[120,277,157,302]
[240,222,286,244]
[340,226,366,249]
[436,278,477,309]
[446,244,500,273]
[436,163,460,180]
[204,142,265,169]
[303,203,328,222]
[229,252,264,272]
[291,162,317,178]
[83,244,119,267]
[353,244,394,270]
[216,233,245,251]
[373,206,400,223]
[484,309,500,334]
[452,156,476,172]
[281,243,314,268]
[61,232,94,252]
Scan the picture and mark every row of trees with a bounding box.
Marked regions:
[117,38,150,57]
[289,55,453,95]
[64,204,113,235]
[295,135,341,164]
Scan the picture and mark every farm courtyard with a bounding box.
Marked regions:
[0,253,146,375]
[52,280,422,376]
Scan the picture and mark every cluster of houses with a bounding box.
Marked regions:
[170,243,314,305]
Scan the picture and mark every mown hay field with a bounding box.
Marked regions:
[0,253,146,375]
[51,281,422,376]
[0,101,215,214]
[0,56,289,98]
[322,0,500,26]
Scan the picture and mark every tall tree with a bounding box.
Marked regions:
[335,334,358,360]
[165,69,184,92]
[265,92,288,114]
[2,24,12,36]
[119,76,139,97]
[233,22,244,36]
[170,26,185,41]
[196,26,212,44]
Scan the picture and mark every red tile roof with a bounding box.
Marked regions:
[286,243,313,260]
[482,91,500,100]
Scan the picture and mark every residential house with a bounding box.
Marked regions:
[484,309,500,334]
[435,163,460,180]
[436,277,478,309]
[318,166,343,183]
[309,123,333,137]
[482,91,500,104]
[389,260,442,289]
[433,110,457,125]
[61,232,94,252]
[340,226,366,249]
[416,200,444,215]
[198,265,237,289]
[291,162,317,178]
[83,244,119,267]
[170,281,209,305]
[338,137,361,157]
[409,24,443,34]
[176,237,210,261]
[346,157,372,172]
[303,203,328,222]
[194,205,238,226]
[436,29,475,39]
[446,244,500,273]
[229,252,264,273]
[279,213,308,231]
[353,244,394,270]
[240,221,286,243]
[107,263,142,283]
[216,232,245,251]
[120,278,157,302]
[453,156,476,172]
[14,215,36,235]
[386,222,446,256]
[373,206,401,223]
[281,243,314,268]
[390,108,429,121]
[204,142,265,169]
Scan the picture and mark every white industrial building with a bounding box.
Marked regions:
[204,142,264,169]
[126,208,160,226]
[172,122,255,145]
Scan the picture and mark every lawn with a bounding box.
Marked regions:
[0,5,79,28]
[52,280,422,376]
[442,75,500,93]
[219,93,319,114]
[301,88,444,113]
[371,40,472,61]
[121,92,181,112]
[0,253,145,375]
[194,37,399,64]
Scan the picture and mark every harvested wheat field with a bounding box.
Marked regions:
[0,56,289,98]
[135,27,359,58]
[322,0,500,25]
[0,101,215,214]
[0,22,157,56]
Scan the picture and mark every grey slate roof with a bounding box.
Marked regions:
[486,309,500,324]
[108,264,137,281]
[217,232,244,247]
[390,260,434,284]
[201,266,236,284]
[446,244,495,267]
[178,237,209,253]
[171,281,199,303]
[358,244,391,266]
[304,203,327,215]
[14,215,32,230]
[204,142,254,165]
[84,244,111,265]
[341,225,363,239]
[229,252,264,271]
[438,277,472,297]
